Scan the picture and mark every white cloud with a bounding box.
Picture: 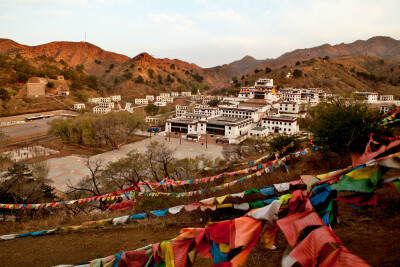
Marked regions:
[147,13,193,33]
[199,8,244,24]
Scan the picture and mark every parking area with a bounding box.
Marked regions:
[48,135,223,191]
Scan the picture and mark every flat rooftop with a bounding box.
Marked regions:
[251,126,267,132]
[219,106,257,112]
[183,113,208,117]
[263,116,297,121]
[280,101,298,105]
[170,117,198,123]
[207,116,250,125]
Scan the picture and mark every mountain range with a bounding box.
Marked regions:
[1,36,400,96]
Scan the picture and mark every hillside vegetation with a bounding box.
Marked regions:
[1,36,400,115]
[226,55,400,96]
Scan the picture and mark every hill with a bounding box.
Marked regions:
[0,40,225,96]
[226,55,271,74]
[0,39,27,54]
[4,41,130,66]
[229,54,400,96]
[211,36,400,80]
[277,36,400,63]
[1,36,400,100]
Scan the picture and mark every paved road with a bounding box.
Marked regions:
[1,118,52,138]
[49,135,223,191]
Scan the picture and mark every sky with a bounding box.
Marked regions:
[0,0,400,68]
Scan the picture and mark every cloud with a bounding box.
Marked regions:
[147,13,193,33]
[0,14,17,22]
[199,8,244,24]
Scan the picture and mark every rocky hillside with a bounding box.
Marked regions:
[209,36,400,79]
[278,36,400,63]
[3,40,130,66]
[0,40,230,95]
[228,54,400,96]
[0,39,27,54]
[1,36,400,98]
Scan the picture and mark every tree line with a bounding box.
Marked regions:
[65,141,224,212]
[49,111,146,148]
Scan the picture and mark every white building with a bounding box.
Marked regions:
[219,106,260,123]
[255,78,273,87]
[181,92,192,97]
[135,99,149,105]
[171,92,179,97]
[154,102,167,107]
[110,95,121,102]
[156,96,173,103]
[194,103,210,108]
[99,97,111,103]
[248,126,268,137]
[380,95,394,101]
[277,89,301,102]
[192,95,223,103]
[162,97,174,103]
[279,102,299,114]
[73,103,85,110]
[160,93,170,98]
[353,92,378,103]
[278,88,325,104]
[260,116,299,135]
[156,96,163,102]
[99,102,115,109]
[93,107,111,114]
[146,115,164,125]
[57,91,70,96]
[88,98,101,104]
[176,105,188,117]
[165,115,253,139]
[238,78,279,102]
[146,95,155,101]
[380,106,395,114]
[194,107,220,117]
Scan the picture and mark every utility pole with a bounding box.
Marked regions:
[169,131,170,142]
[206,132,208,150]
[180,130,182,145]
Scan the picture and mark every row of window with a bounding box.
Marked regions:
[264,121,292,126]
[223,110,254,115]
[266,126,291,132]
[228,121,251,130]
[279,108,296,111]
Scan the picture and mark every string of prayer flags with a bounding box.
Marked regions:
[0,147,316,210]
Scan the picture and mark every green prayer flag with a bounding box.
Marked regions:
[249,200,265,209]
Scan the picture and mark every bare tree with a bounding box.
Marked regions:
[244,136,269,154]
[146,141,176,179]
[101,150,147,190]
[66,158,103,196]
[222,143,247,162]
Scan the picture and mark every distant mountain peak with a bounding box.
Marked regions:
[276,36,400,63]
[133,52,154,61]
[241,55,256,61]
